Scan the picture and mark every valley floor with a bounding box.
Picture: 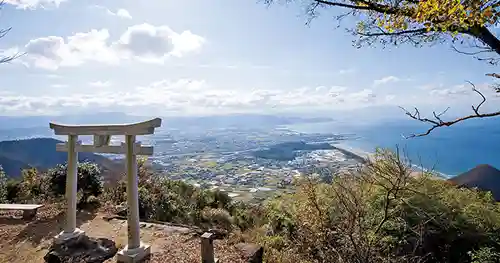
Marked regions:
[0,204,246,263]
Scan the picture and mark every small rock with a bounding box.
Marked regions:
[44,235,117,263]
[235,243,264,263]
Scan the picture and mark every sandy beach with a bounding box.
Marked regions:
[333,143,448,179]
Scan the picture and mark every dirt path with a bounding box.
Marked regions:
[0,205,246,263]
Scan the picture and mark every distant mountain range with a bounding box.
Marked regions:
[0,113,334,142]
[160,114,333,129]
[0,113,333,130]
[0,112,141,129]
[0,138,122,180]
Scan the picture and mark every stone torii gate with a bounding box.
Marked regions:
[49,118,162,263]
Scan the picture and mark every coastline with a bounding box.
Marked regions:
[331,143,371,163]
[332,143,452,179]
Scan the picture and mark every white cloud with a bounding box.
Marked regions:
[16,24,205,70]
[115,9,132,19]
[0,80,384,116]
[23,29,119,70]
[92,5,132,19]
[115,24,205,62]
[4,0,65,9]
[373,76,401,86]
[429,84,470,97]
[427,82,498,96]
[89,81,112,87]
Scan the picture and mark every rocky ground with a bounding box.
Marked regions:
[0,204,250,263]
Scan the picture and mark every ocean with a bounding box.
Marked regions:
[286,117,500,177]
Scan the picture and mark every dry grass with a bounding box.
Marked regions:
[0,204,248,263]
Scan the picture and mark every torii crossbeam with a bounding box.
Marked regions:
[49,117,162,263]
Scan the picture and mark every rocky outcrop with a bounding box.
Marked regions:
[44,235,117,263]
[235,243,264,263]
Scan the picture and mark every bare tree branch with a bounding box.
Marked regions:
[451,45,496,56]
[0,1,20,64]
[400,82,500,138]
[357,28,428,37]
[486,73,500,79]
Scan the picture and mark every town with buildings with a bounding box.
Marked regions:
[143,126,363,202]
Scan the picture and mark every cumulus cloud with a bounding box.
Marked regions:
[0,80,384,115]
[16,24,205,70]
[4,0,65,9]
[23,29,119,70]
[115,24,204,62]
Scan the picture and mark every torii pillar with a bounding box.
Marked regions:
[50,118,162,263]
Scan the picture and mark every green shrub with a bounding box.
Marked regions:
[3,168,57,204]
[20,168,42,196]
[48,161,103,207]
[231,202,266,231]
[253,149,500,263]
[103,160,243,231]
[17,168,53,203]
[201,207,234,230]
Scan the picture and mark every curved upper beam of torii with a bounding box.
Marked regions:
[49,118,162,135]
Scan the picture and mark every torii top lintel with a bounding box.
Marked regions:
[49,118,162,136]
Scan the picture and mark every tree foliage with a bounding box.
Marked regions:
[264,0,500,58]
[263,0,500,135]
[251,149,500,262]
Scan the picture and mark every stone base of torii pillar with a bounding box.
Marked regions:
[117,243,151,263]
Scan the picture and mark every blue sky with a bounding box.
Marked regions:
[0,0,498,119]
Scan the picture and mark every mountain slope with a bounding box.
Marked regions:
[449,164,500,201]
[0,138,122,179]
